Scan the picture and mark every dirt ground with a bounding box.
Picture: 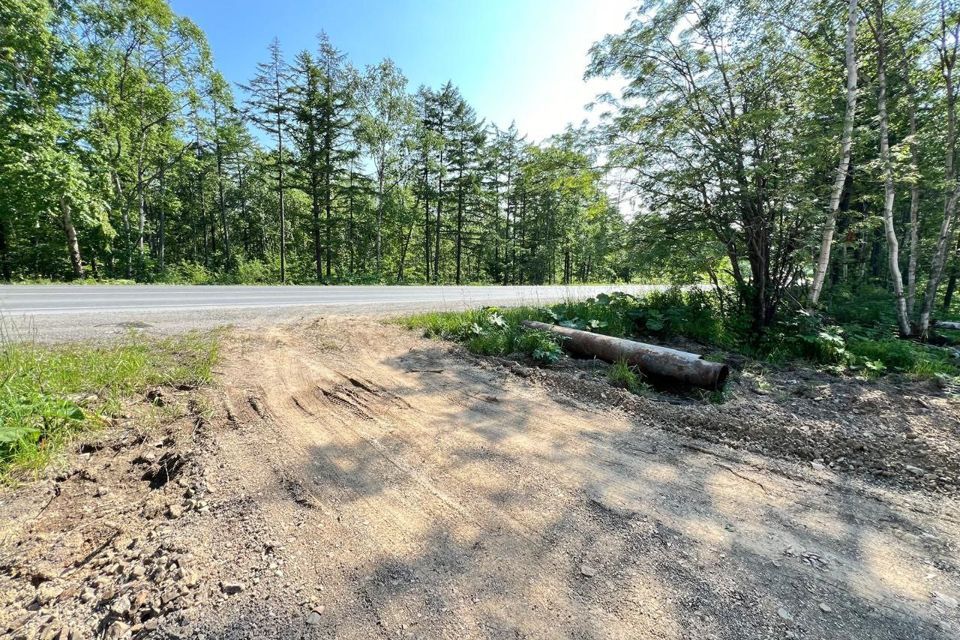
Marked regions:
[2,316,959,639]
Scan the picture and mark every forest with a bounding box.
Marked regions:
[1,0,628,289]
[2,0,960,338]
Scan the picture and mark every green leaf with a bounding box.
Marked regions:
[0,425,41,444]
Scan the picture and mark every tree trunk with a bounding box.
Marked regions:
[349,188,355,276]
[945,268,958,310]
[397,200,417,283]
[275,72,287,284]
[0,218,11,281]
[455,160,464,285]
[504,170,513,285]
[137,161,147,258]
[434,161,443,283]
[312,170,322,281]
[216,140,232,271]
[906,106,920,317]
[809,0,858,308]
[348,169,355,276]
[236,155,249,255]
[917,8,959,335]
[876,5,912,336]
[158,163,166,271]
[112,170,132,279]
[60,195,83,280]
[423,166,431,283]
[376,166,385,274]
[325,139,333,280]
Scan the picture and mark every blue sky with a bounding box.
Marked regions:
[169,0,634,143]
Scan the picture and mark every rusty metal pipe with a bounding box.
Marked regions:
[522,320,729,390]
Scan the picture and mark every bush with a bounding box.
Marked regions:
[157,262,214,285]
[822,285,898,327]
[630,288,729,344]
[762,314,851,365]
[515,329,564,364]
[846,338,955,378]
[543,288,731,346]
[233,258,274,284]
[404,308,562,363]
[405,286,960,383]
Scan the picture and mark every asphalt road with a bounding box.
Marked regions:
[0,284,656,342]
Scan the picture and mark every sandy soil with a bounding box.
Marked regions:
[2,317,959,639]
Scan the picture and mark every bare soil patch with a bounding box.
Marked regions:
[2,317,959,639]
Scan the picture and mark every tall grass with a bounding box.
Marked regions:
[0,331,219,479]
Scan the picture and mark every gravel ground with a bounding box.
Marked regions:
[1,318,958,639]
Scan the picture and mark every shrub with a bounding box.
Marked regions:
[404,308,562,363]
[234,258,274,284]
[847,338,955,378]
[763,314,851,366]
[157,262,214,285]
[515,329,563,364]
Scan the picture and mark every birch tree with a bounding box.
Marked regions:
[808,0,859,308]
[917,1,960,336]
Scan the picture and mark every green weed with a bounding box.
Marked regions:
[607,360,649,394]
[404,286,960,384]
[402,308,561,363]
[0,331,219,479]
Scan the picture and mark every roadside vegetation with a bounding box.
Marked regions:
[7,0,960,352]
[404,287,960,391]
[0,331,219,480]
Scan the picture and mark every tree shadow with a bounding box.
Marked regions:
[196,344,959,640]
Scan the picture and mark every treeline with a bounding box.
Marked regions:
[593,0,960,337]
[8,0,960,340]
[1,0,628,285]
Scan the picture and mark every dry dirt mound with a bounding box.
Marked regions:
[2,317,959,639]
[496,353,960,494]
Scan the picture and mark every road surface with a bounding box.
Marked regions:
[0,284,656,342]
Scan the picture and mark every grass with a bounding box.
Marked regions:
[0,330,219,479]
[608,360,650,395]
[403,286,960,386]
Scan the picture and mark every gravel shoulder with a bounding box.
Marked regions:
[2,317,959,639]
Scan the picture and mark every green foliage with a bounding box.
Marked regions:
[820,285,898,329]
[607,360,649,395]
[0,331,219,478]
[545,288,731,346]
[846,339,956,379]
[406,285,960,384]
[762,315,851,365]
[233,259,274,284]
[403,308,561,363]
[516,330,564,364]
[153,258,277,285]
[158,262,215,285]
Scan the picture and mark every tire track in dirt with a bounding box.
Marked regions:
[193,318,960,639]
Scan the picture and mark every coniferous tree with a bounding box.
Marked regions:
[242,38,293,282]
